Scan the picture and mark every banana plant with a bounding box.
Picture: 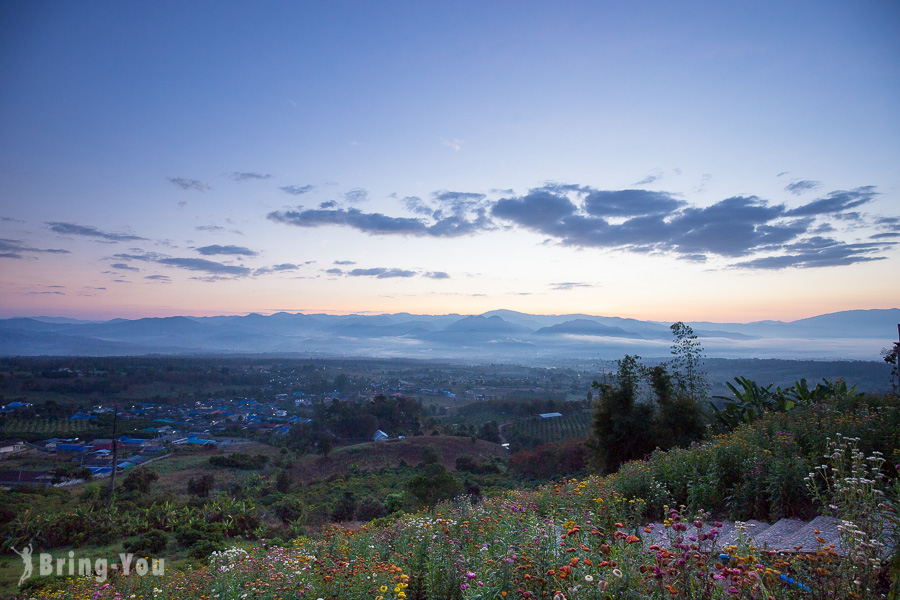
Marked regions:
[711,376,793,428]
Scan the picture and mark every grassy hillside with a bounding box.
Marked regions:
[14,389,899,599]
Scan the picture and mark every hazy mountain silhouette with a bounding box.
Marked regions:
[1,308,897,361]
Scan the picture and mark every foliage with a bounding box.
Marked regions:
[208,452,269,469]
[186,473,215,497]
[510,437,589,479]
[121,467,159,495]
[712,376,865,429]
[123,529,168,555]
[591,356,705,473]
[669,321,708,402]
[406,463,462,507]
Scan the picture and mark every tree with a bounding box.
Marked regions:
[590,355,654,473]
[316,432,334,457]
[406,463,461,507]
[670,322,708,402]
[881,324,900,394]
[121,467,158,495]
[591,355,705,474]
[187,474,215,497]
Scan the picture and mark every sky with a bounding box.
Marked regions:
[1,0,899,323]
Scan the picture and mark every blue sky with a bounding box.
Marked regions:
[1,1,899,321]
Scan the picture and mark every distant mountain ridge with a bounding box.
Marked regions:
[1,308,897,361]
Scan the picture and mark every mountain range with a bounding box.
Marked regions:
[0,308,897,362]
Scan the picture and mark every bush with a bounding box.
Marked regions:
[123,529,168,555]
[208,453,269,469]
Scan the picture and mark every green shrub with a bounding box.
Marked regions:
[123,529,168,555]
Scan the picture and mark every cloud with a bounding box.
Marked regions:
[110,250,169,263]
[271,181,897,271]
[157,258,252,276]
[440,138,463,151]
[348,268,416,278]
[47,222,145,242]
[344,188,369,203]
[785,180,822,195]
[27,291,65,295]
[334,260,356,265]
[326,268,344,275]
[550,282,596,290]
[786,187,876,217]
[227,172,272,182]
[268,207,432,236]
[634,169,663,185]
[195,225,225,233]
[280,184,315,195]
[168,177,209,191]
[319,200,338,209]
[583,189,685,217]
[145,275,171,282]
[110,263,140,271]
[0,238,70,259]
[424,271,450,279]
[402,196,432,216]
[253,263,303,275]
[195,244,259,257]
[731,237,891,269]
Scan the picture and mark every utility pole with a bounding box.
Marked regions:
[107,402,118,506]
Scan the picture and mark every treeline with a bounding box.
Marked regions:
[285,394,424,453]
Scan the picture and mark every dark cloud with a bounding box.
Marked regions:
[668,197,798,257]
[326,268,344,275]
[492,189,579,231]
[348,268,416,278]
[110,263,140,271]
[344,188,369,203]
[157,258,251,276]
[280,184,315,195]
[0,238,70,259]
[253,263,302,275]
[268,207,431,236]
[871,232,900,239]
[319,200,338,209]
[47,222,145,242]
[145,275,171,282]
[227,172,272,182]
[424,271,450,279]
[195,244,258,257]
[583,189,685,217]
[168,177,209,191]
[110,250,169,262]
[786,187,876,217]
[731,237,890,270]
[270,181,896,271]
[785,180,822,195]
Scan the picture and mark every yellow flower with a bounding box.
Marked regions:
[380,586,388,593]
